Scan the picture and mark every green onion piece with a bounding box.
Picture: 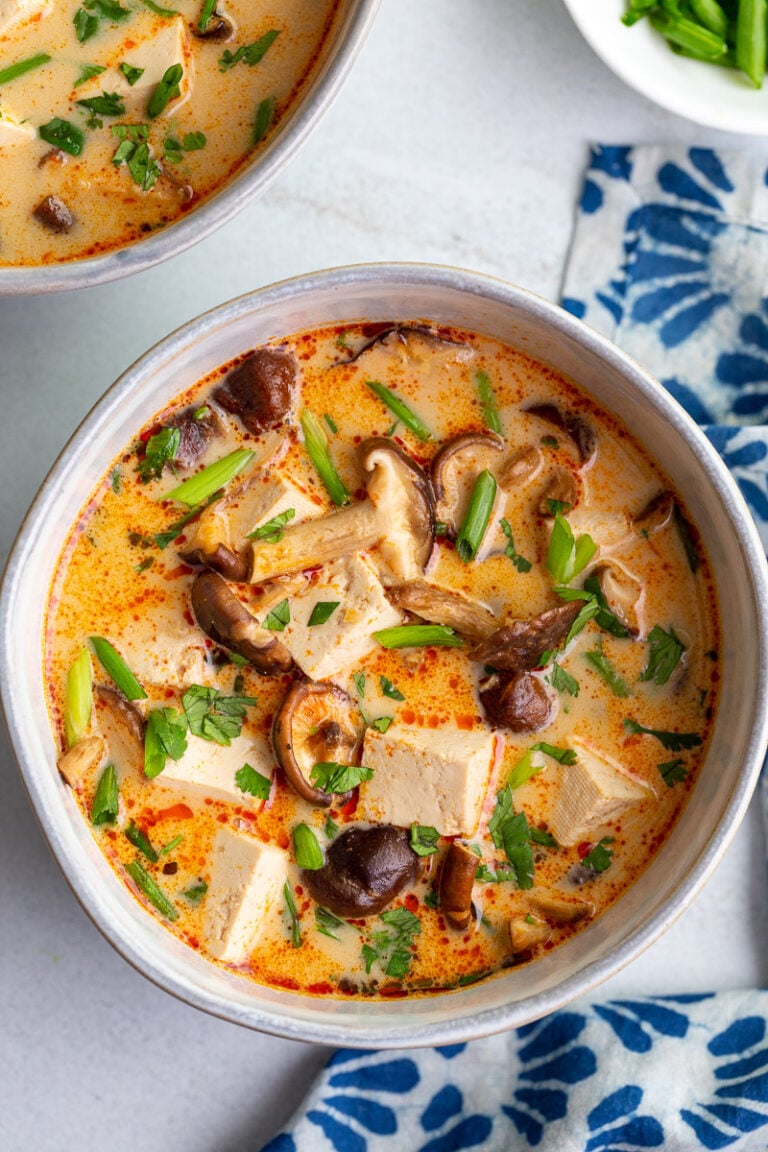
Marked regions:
[546,512,596,584]
[91,763,119,826]
[293,823,324,870]
[371,715,393,733]
[737,0,767,85]
[283,881,301,947]
[126,860,178,921]
[584,645,630,697]
[308,600,340,627]
[253,95,275,144]
[372,624,463,649]
[300,409,349,505]
[262,598,290,631]
[315,906,344,939]
[364,380,431,442]
[125,819,158,862]
[0,53,51,85]
[161,448,254,506]
[142,0,178,14]
[650,10,727,59]
[65,649,92,748]
[507,750,545,790]
[148,63,183,118]
[475,370,502,434]
[198,0,215,31]
[159,834,183,856]
[455,470,497,563]
[89,636,147,700]
[689,0,729,37]
[531,741,578,764]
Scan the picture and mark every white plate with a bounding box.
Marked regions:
[563,0,768,134]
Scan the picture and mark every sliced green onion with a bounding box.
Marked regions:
[372,624,464,649]
[737,0,767,85]
[689,0,729,37]
[650,10,727,60]
[546,512,596,584]
[91,764,119,826]
[315,906,344,939]
[455,470,497,563]
[253,95,275,144]
[0,53,51,85]
[506,750,545,790]
[283,881,301,947]
[125,820,158,862]
[198,0,215,31]
[300,409,349,505]
[148,63,183,118]
[89,636,147,700]
[364,380,431,442]
[475,370,502,434]
[161,448,254,506]
[126,859,178,921]
[308,600,340,626]
[293,823,324,870]
[65,649,92,749]
[159,834,184,856]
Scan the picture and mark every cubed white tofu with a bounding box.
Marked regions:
[277,553,402,681]
[0,0,47,35]
[193,469,324,556]
[549,738,648,846]
[160,732,274,805]
[357,723,496,836]
[0,105,34,146]
[74,16,193,114]
[116,614,210,689]
[202,828,287,963]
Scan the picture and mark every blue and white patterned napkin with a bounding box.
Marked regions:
[263,146,768,1152]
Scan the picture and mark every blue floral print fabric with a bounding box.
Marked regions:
[263,146,768,1152]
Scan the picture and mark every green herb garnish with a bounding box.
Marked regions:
[546,512,597,585]
[91,764,118,826]
[323,413,338,433]
[310,761,374,793]
[148,62,183,118]
[125,820,158,862]
[315,906,345,940]
[219,30,280,71]
[300,409,349,506]
[126,859,178,921]
[410,824,440,856]
[0,53,51,85]
[182,880,207,903]
[324,814,339,840]
[293,823,324,870]
[65,648,92,748]
[623,718,702,752]
[530,827,558,848]
[39,118,85,156]
[549,660,579,697]
[154,490,224,550]
[500,518,532,572]
[584,639,630,697]
[658,758,688,787]
[89,636,147,701]
[76,90,125,122]
[253,95,275,144]
[262,598,290,632]
[308,600,340,627]
[162,448,254,507]
[363,906,421,979]
[475,369,502,434]
[138,426,181,482]
[159,834,183,856]
[144,707,188,778]
[582,837,615,874]
[364,380,432,442]
[371,716,393,733]
[235,763,272,800]
[379,675,405,701]
[373,624,463,649]
[283,881,301,947]
[640,625,686,686]
[182,686,256,746]
[249,508,296,542]
[119,62,144,85]
[456,470,497,563]
[531,742,578,764]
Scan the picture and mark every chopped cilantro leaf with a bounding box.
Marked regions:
[248,508,295,542]
[182,686,256,746]
[315,906,344,940]
[582,837,615,873]
[310,762,373,794]
[640,624,685,686]
[74,63,106,87]
[584,639,630,697]
[219,29,280,71]
[308,600,340,627]
[235,763,272,800]
[371,716,393,733]
[380,675,405,701]
[549,660,579,697]
[262,598,290,631]
[500,517,532,572]
[182,881,207,903]
[409,824,440,856]
[119,62,144,85]
[138,426,180,482]
[658,758,688,787]
[144,707,188,778]
[623,718,702,752]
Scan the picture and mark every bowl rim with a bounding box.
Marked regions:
[0,0,381,297]
[3,261,768,1047]
[563,0,768,135]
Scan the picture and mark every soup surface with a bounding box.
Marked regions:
[0,0,340,266]
[46,322,720,998]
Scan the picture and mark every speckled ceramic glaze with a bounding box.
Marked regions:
[2,264,767,1047]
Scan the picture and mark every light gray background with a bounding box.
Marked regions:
[1,2,766,1149]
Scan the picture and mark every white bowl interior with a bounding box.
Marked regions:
[3,265,767,1046]
[564,0,768,134]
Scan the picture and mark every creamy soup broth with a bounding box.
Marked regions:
[0,0,340,265]
[46,322,720,997]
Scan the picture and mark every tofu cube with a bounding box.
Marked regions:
[74,16,193,114]
[0,0,48,35]
[357,723,496,836]
[193,469,324,556]
[0,105,34,146]
[278,553,402,681]
[202,828,287,963]
[116,614,210,690]
[549,738,648,846]
[159,732,274,806]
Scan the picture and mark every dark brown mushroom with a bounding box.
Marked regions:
[386,580,498,642]
[480,671,553,732]
[346,324,468,363]
[214,347,296,434]
[633,490,675,536]
[95,686,145,745]
[537,467,580,516]
[470,601,582,672]
[33,195,73,233]
[431,431,505,535]
[499,445,543,488]
[192,9,234,39]
[181,541,249,582]
[528,891,594,924]
[526,402,597,466]
[272,681,360,806]
[191,570,292,674]
[249,437,434,584]
[303,825,419,917]
[592,561,644,636]
[439,841,478,930]
[167,404,222,470]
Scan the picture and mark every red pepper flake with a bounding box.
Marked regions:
[455,714,475,731]
[402,708,416,725]
[139,423,161,444]
[577,842,592,859]
[183,609,195,627]
[404,893,419,913]
[307,981,333,995]
[339,790,358,819]
[164,564,194,581]
[295,885,304,897]
[277,830,290,850]
[380,984,408,998]
[216,813,228,823]
[271,975,300,991]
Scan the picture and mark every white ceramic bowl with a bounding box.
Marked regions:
[0,0,379,297]
[3,263,767,1047]
[564,0,768,134]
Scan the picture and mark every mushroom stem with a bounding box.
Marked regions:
[386,580,498,642]
[249,500,380,583]
[440,841,478,930]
